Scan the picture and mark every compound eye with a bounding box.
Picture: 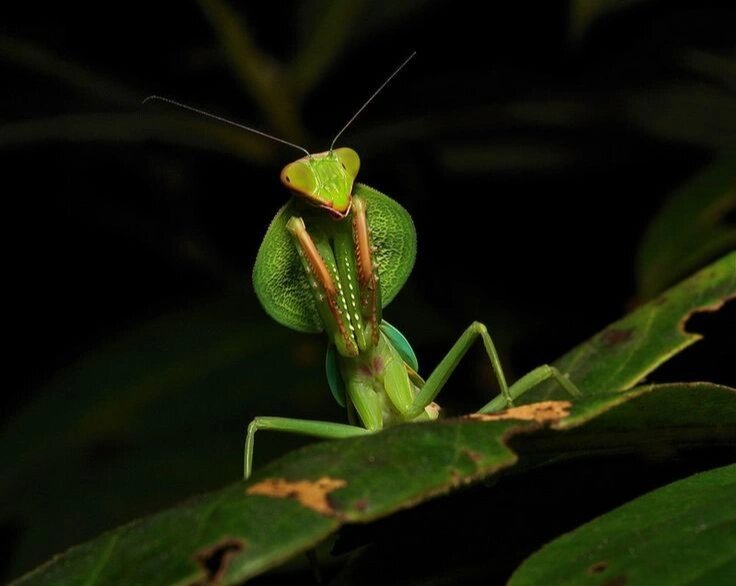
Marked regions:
[280,160,317,195]
[333,147,360,178]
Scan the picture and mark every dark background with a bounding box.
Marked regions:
[2,0,735,582]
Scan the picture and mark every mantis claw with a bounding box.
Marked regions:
[351,196,381,346]
[286,216,359,357]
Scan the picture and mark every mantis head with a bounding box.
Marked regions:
[278,51,414,218]
[142,53,412,220]
[280,148,360,218]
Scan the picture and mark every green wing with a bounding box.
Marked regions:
[325,344,347,407]
[357,184,417,309]
[252,183,417,333]
[380,321,419,371]
[252,197,320,332]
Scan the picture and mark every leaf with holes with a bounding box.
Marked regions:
[506,251,736,407]
[9,383,736,585]
[0,295,338,578]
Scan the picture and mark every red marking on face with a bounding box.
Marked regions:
[322,199,352,220]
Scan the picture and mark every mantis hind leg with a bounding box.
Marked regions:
[404,321,581,419]
[244,416,370,479]
[477,364,582,414]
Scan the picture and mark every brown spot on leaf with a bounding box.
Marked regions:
[246,477,347,516]
[463,449,482,462]
[449,469,462,485]
[602,576,627,586]
[600,328,634,346]
[588,560,608,574]
[353,499,368,512]
[468,401,572,423]
[191,538,245,586]
[653,295,669,306]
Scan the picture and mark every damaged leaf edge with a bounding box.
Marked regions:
[615,257,736,392]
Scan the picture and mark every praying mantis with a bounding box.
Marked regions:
[145,55,582,481]
[245,57,585,479]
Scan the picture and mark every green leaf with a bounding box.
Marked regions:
[625,84,736,150]
[497,252,736,408]
[10,383,736,585]
[682,50,736,91]
[194,0,303,141]
[509,463,736,586]
[0,294,336,577]
[440,142,582,173]
[290,0,433,94]
[636,158,736,299]
[289,0,367,96]
[4,254,733,579]
[0,36,139,105]
[0,113,273,162]
[568,0,654,40]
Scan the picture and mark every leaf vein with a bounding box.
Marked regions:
[82,532,120,586]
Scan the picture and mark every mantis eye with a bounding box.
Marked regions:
[333,148,360,179]
[280,160,317,194]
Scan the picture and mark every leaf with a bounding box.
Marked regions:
[289,0,368,96]
[0,113,273,162]
[440,142,582,173]
[625,84,736,150]
[636,158,736,299]
[4,254,733,578]
[479,252,736,411]
[682,50,736,91]
[0,294,337,577]
[194,0,303,140]
[509,463,736,586]
[10,383,736,585]
[0,36,139,105]
[568,0,654,40]
[290,0,433,94]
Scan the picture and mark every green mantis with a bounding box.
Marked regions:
[245,59,583,480]
[145,55,582,481]
[248,153,582,479]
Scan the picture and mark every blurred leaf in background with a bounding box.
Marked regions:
[568,0,656,40]
[636,158,736,299]
[9,384,736,586]
[509,464,736,586]
[0,293,337,576]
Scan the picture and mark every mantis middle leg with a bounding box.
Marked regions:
[478,364,582,413]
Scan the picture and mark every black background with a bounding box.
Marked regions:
[2,1,735,582]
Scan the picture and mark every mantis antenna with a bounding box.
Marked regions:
[329,51,416,152]
[141,95,311,157]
